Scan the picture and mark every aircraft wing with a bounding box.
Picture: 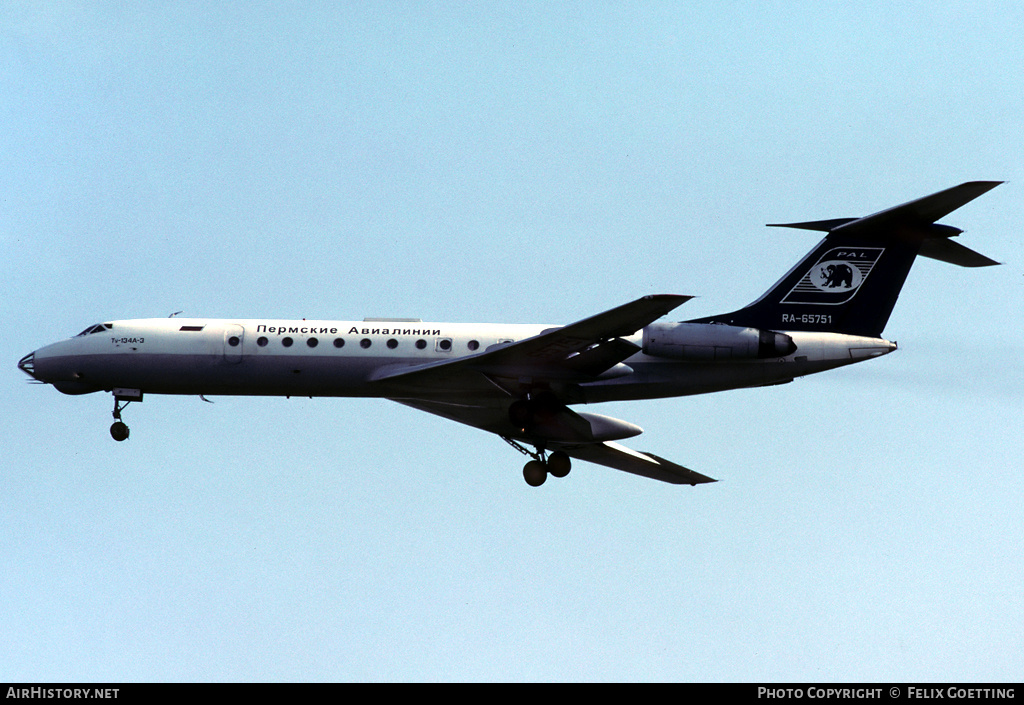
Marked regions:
[372,294,691,395]
[377,294,710,486]
[553,441,716,485]
[393,398,716,486]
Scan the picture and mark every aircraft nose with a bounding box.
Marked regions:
[17,351,38,380]
[19,342,102,395]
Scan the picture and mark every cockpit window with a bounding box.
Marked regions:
[75,323,113,337]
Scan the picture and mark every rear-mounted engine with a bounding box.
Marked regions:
[642,322,797,361]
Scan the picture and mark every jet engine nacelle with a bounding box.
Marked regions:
[642,322,797,361]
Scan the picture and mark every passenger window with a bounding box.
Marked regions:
[436,338,453,352]
[307,338,318,348]
[282,337,294,347]
[360,339,372,349]
[386,338,398,349]
[257,337,269,347]
[334,338,345,348]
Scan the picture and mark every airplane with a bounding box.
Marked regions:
[17,181,1002,487]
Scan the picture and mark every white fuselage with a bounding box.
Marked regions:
[27,317,896,404]
[18,181,995,485]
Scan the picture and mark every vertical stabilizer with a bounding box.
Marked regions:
[689,182,1001,337]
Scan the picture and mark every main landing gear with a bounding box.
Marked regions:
[503,437,572,487]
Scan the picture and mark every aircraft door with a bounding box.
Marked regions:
[224,324,245,363]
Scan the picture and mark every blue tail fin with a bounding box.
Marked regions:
[689,182,1001,337]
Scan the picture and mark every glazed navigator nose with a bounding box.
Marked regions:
[17,352,37,380]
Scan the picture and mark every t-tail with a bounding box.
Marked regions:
[689,181,1002,337]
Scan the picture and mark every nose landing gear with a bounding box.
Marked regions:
[109,389,143,442]
[110,399,131,441]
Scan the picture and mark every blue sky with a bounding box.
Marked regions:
[3,2,1022,681]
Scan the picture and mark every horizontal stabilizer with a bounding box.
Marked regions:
[918,237,1001,267]
[766,217,856,232]
[768,181,1002,267]
[834,180,1001,234]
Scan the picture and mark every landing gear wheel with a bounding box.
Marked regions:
[110,421,130,442]
[110,394,138,442]
[547,451,571,478]
[523,460,548,487]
